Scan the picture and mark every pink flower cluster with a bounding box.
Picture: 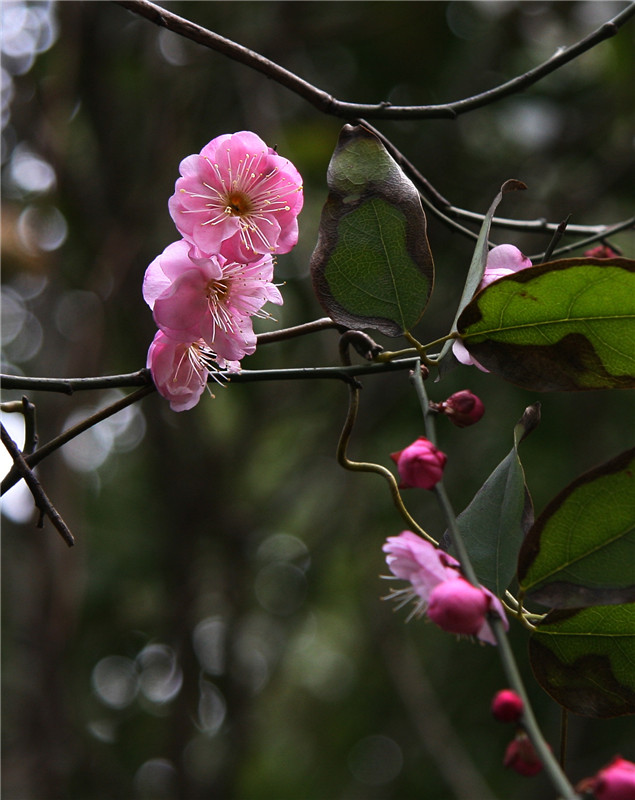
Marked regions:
[453,244,532,371]
[144,132,303,411]
[382,531,508,645]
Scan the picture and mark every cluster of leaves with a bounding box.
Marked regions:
[310,124,635,721]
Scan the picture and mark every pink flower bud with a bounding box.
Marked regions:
[390,437,447,490]
[503,733,543,777]
[584,244,620,259]
[427,578,489,635]
[491,689,524,723]
[577,756,635,800]
[439,390,485,428]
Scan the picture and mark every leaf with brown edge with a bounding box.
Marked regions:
[529,604,635,717]
[518,447,635,609]
[310,125,434,337]
[456,258,635,391]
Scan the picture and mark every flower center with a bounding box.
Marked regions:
[225,191,252,217]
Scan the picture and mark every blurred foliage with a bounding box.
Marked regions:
[1,2,634,799]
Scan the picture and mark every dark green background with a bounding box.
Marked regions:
[2,2,634,798]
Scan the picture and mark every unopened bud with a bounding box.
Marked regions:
[584,244,620,259]
[439,390,485,428]
[427,578,489,635]
[503,733,543,777]
[390,437,447,490]
[491,689,524,723]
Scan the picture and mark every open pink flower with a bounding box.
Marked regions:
[577,757,635,800]
[168,131,304,263]
[478,244,532,289]
[383,531,508,645]
[453,244,532,371]
[146,330,239,412]
[143,239,282,365]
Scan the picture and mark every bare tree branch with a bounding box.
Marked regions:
[115,0,635,243]
[115,0,635,120]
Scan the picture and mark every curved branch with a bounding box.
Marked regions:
[116,0,635,242]
[115,0,635,121]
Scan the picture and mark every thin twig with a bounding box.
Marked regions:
[541,215,572,263]
[1,424,75,546]
[115,0,635,245]
[115,0,635,121]
[1,385,156,495]
[255,317,341,344]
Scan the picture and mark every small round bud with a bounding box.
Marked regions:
[503,733,543,777]
[491,689,524,723]
[427,578,488,635]
[390,437,447,490]
[440,390,485,428]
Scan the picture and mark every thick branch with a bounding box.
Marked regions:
[115,0,635,120]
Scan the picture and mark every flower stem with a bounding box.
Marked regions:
[410,360,579,800]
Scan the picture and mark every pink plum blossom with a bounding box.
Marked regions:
[382,531,508,645]
[147,331,239,412]
[390,436,447,490]
[168,131,304,263]
[478,244,532,289]
[383,530,460,601]
[453,244,532,371]
[143,239,282,365]
[577,757,635,800]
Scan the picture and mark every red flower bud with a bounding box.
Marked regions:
[491,689,524,723]
[440,390,485,428]
[426,578,489,635]
[577,756,635,800]
[390,437,447,490]
[584,244,620,259]
[503,733,543,777]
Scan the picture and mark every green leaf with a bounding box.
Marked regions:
[446,403,539,596]
[456,258,635,390]
[310,125,434,337]
[518,448,635,608]
[529,604,635,717]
